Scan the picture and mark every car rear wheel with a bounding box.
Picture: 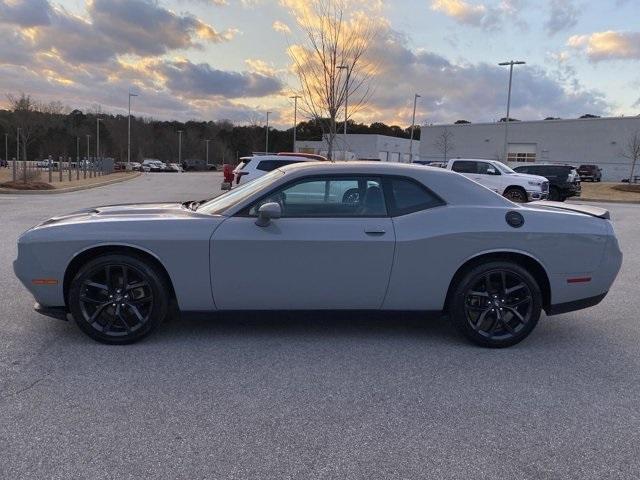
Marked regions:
[504,187,527,203]
[68,254,169,344]
[450,261,542,348]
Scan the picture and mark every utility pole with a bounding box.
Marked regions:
[76,136,80,180]
[128,91,138,167]
[498,60,526,163]
[205,139,210,166]
[409,93,421,163]
[4,133,7,172]
[178,130,183,166]
[265,112,271,154]
[290,95,301,152]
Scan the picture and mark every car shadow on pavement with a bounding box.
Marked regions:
[152,310,462,345]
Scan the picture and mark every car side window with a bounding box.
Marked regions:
[388,178,445,216]
[451,161,478,174]
[478,162,500,175]
[248,176,387,217]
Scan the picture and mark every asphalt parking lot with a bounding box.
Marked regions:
[1,172,639,479]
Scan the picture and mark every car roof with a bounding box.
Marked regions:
[246,155,321,162]
[277,160,457,177]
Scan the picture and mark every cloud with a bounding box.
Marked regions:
[429,0,523,29]
[545,0,579,34]
[568,31,640,61]
[353,24,608,124]
[0,0,52,27]
[157,59,283,98]
[272,20,291,34]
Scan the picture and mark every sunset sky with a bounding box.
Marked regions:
[0,0,638,128]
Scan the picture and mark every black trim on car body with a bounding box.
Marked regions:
[545,292,607,315]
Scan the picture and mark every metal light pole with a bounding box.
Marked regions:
[95,118,101,178]
[205,139,210,166]
[14,129,19,182]
[85,135,90,179]
[498,60,525,163]
[290,96,301,152]
[76,136,80,180]
[177,130,183,166]
[338,65,350,160]
[128,91,138,167]
[265,112,271,154]
[409,93,421,163]
[4,133,7,170]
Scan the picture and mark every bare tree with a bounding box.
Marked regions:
[622,131,640,183]
[287,0,377,160]
[433,127,455,162]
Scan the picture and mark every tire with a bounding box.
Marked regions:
[548,186,561,201]
[449,261,542,348]
[68,254,170,344]
[504,187,527,203]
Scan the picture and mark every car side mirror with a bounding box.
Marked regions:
[255,202,281,227]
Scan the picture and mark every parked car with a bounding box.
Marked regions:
[141,159,166,172]
[577,164,602,182]
[445,158,549,202]
[14,162,621,348]
[113,162,127,171]
[223,154,327,190]
[166,163,183,173]
[512,164,581,202]
[128,162,142,171]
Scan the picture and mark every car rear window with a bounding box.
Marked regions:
[256,159,301,172]
[387,178,445,216]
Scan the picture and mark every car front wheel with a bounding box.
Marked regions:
[68,254,169,344]
[504,187,527,203]
[450,261,542,348]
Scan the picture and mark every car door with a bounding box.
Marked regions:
[472,161,504,194]
[210,175,396,310]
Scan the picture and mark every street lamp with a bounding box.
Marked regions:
[96,118,102,177]
[205,139,210,166]
[265,111,271,154]
[15,127,20,183]
[498,60,526,163]
[4,133,8,171]
[128,91,138,167]
[178,130,183,166]
[338,65,350,160]
[76,136,80,180]
[290,95,301,152]
[409,93,421,163]
[85,134,90,179]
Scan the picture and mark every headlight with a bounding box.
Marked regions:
[528,181,542,187]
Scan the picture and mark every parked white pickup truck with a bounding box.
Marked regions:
[445,158,549,202]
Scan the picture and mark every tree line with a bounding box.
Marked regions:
[0,93,419,164]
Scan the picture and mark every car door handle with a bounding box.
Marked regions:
[364,227,386,235]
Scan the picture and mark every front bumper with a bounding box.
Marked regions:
[527,190,548,201]
[34,303,70,321]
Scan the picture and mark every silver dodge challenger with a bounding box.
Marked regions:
[14,162,622,347]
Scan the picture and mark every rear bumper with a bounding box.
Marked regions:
[545,292,607,316]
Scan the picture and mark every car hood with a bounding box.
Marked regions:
[35,202,206,228]
[506,172,548,183]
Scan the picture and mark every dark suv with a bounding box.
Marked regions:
[577,164,602,182]
[512,164,581,202]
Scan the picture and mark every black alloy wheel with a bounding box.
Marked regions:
[504,187,527,203]
[450,261,542,347]
[69,254,169,344]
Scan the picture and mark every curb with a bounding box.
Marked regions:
[0,172,141,195]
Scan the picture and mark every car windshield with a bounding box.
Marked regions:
[196,169,285,215]
[494,162,516,174]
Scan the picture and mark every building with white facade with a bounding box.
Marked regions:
[419,116,640,181]
[296,134,420,162]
